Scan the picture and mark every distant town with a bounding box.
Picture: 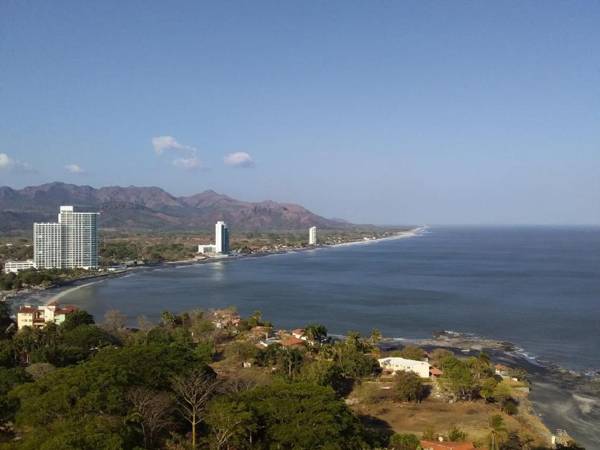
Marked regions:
[3,205,339,275]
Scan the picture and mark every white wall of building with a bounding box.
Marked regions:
[309,226,317,245]
[3,260,36,274]
[33,206,99,270]
[198,244,217,254]
[215,221,229,254]
[378,357,431,378]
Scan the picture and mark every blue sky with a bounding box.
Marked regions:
[1,1,599,225]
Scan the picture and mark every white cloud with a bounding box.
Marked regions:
[152,136,202,170]
[152,136,196,155]
[0,153,34,172]
[172,157,201,170]
[65,163,85,174]
[0,153,11,169]
[224,152,255,168]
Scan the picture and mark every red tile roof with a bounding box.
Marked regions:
[55,306,78,314]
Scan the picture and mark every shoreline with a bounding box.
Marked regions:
[7,225,597,446]
[6,226,427,309]
[379,333,599,448]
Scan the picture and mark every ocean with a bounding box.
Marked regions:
[59,225,600,373]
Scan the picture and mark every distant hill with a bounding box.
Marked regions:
[0,182,352,232]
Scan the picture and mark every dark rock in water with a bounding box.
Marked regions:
[500,341,516,351]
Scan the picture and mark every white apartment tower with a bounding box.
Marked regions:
[215,221,230,254]
[34,206,99,269]
[33,223,62,268]
[309,226,317,245]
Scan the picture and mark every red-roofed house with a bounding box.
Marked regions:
[17,304,78,330]
[420,440,476,450]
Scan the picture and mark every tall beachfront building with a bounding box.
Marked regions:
[215,220,230,254]
[33,223,62,268]
[34,206,99,269]
[309,226,317,245]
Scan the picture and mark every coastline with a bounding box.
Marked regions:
[7,225,597,446]
[6,226,426,310]
[380,333,600,448]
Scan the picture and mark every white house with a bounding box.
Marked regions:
[378,357,431,378]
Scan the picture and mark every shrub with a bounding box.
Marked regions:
[394,370,427,403]
[448,425,467,441]
[390,433,420,450]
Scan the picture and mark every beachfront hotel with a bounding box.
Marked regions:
[215,220,229,254]
[198,221,230,256]
[309,226,317,245]
[34,206,99,270]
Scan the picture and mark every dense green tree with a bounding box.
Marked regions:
[429,348,454,367]
[25,362,56,380]
[393,370,427,402]
[0,339,16,367]
[12,416,127,450]
[467,353,494,382]
[205,397,255,450]
[480,376,500,401]
[299,360,346,394]
[332,334,379,379]
[60,310,95,331]
[304,323,328,343]
[11,343,207,428]
[279,347,305,379]
[337,348,380,379]
[440,356,477,400]
[0,301,14,337]
[0,367,31,425]
[238,381,368,449]
[395,345,426,361]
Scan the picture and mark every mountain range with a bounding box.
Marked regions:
[0,182,352,233]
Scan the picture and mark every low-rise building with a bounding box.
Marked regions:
[17,303,77,329]
[3,260,36,274]
[378,357,431,378]
[198,244,217,255]
[249,326,273,340]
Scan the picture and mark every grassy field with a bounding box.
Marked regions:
[349,380,551,447]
